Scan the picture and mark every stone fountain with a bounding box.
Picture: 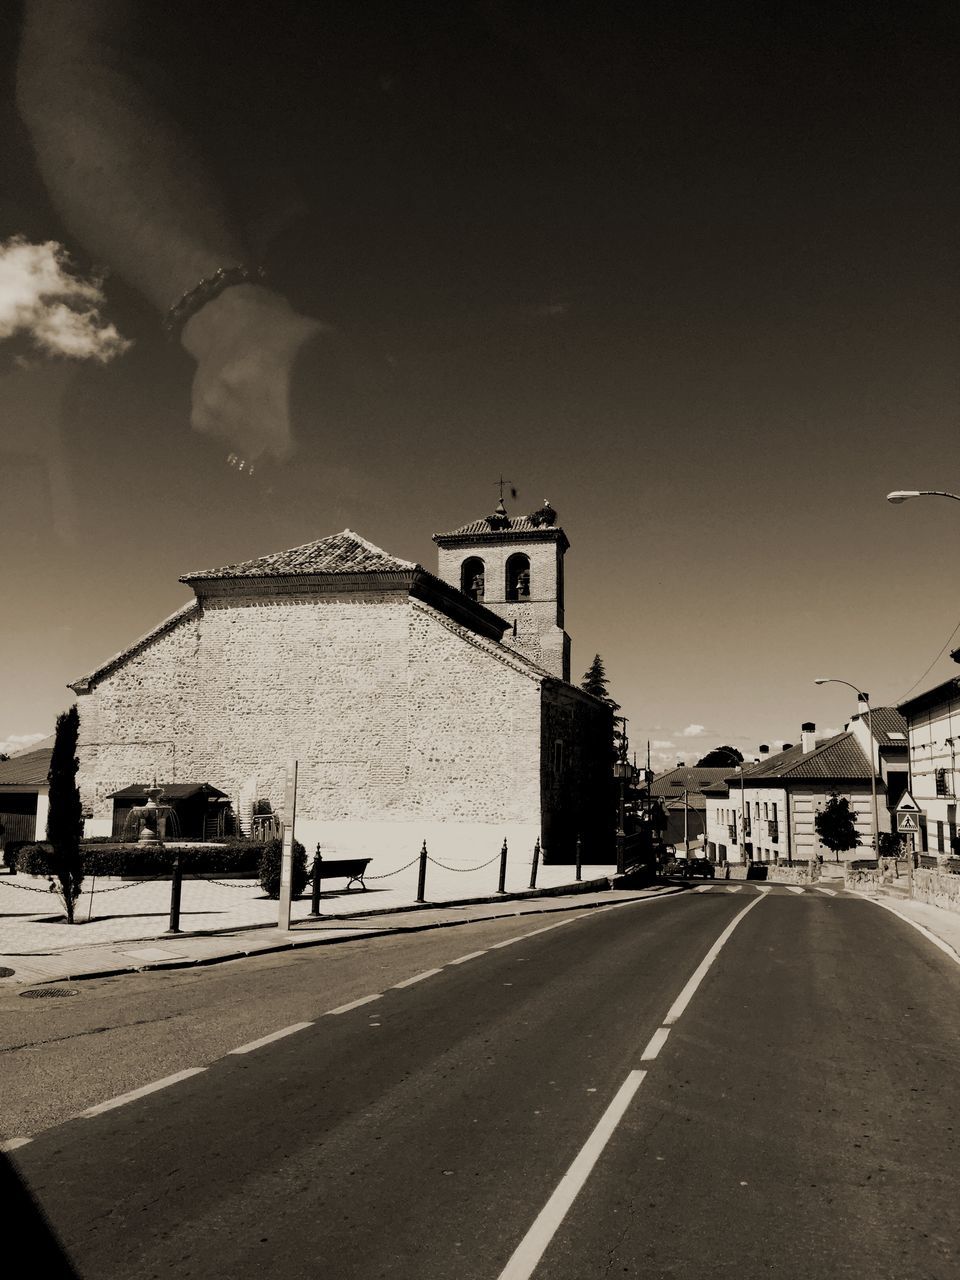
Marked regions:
[121,782,181,844]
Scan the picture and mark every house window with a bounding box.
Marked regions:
[505,553,531,602]
[554,741,564,773]
[461,556,485,601]
[937,820,944,853]
[936,768,954,798]
[763,802,769,819]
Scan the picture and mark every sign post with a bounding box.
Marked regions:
[277,760,298,931]
[896,791,921,897]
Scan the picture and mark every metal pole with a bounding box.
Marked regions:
[739,766,746,864]
[683,789,689,856]
[575,834,582,882]
[277,760,298,931]
[309,845,322,916]
[415,839,428,903]
[529,837,541,890]
[497,838,508,894]
[863,696,880,864]
[166,853,182,934]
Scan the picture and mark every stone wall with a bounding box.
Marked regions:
[76,589,547,858]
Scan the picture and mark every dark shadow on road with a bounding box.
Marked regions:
[0,1152,80,1277]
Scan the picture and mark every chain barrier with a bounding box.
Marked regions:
[0,877,52,894]
[427,852,503,873]
[365,855,423,881]
[190,875,258,890]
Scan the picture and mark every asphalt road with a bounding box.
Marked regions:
[4,886,960,1279]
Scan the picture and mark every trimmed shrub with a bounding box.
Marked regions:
[15,840,267,877]
[258,838,308,899]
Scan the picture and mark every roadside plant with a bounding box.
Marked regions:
[258,837,308,899]
[46,705,84,923]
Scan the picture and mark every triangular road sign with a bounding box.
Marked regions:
[896,791,921,812]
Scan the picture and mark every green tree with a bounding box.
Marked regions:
[46,705,84,923]
[580,654,620,711]
[696,745,744,768]
[814,793,862,862]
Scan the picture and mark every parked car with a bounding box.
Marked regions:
[684,858,715,878]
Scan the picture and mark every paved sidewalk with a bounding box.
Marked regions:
[0,858,673,986]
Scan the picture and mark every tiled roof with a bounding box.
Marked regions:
[650,767,733,797]
[848,705,908,746]
[743,733,873,781]
[0,745,51,788]
[182,530,417,582]
[899,676,960,717]
[437,515,559,538]
[70,601,201,693]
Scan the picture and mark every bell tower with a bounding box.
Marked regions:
[433,498,571,681]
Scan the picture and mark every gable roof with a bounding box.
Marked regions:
[0,745,52,788]
[181,529,416,582]
[739,732,873,782]
[848,705,908,746]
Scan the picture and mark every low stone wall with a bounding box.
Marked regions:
[714,862,815,884]
[911,868,960,913]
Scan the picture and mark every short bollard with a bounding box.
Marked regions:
[497,838,508,894]
[415,840,428,903]
[166,854,183,935]
[529,838,541,890]
[575,834,582,882]
[309,847,323,917]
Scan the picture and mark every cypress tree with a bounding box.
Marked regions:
[46,705,84,923]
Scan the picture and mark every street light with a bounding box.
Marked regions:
[813,677,879,864]
[886,489,960,504]
[734,764,747,865]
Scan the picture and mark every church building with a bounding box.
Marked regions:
[70,502,613,863]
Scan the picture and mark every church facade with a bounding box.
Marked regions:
[70,506,613,863]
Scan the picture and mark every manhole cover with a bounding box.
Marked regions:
[0,966,14,978]
[19,986,79,998]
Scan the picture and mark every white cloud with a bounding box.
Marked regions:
[651,739,675,750]
[0,236,131,362]
[0,731,46,757]
[680,724,708,737]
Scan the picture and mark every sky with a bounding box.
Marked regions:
[1,2,958,772]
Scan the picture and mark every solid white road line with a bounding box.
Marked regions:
[817,887,837,896]
[640,1027,670,1061]
[325,994,382,1015]
[786,886,805,894]
[228,1022,313,1055]
[0,1137,32,1152]
[496,1070,647,1280]
[393,968,443,988]
[448,950,488,965]
[82,1068,206,1118]
[662,895,764,1026]
[864,897,960,968]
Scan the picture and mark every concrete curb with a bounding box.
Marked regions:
[3,883,684,986]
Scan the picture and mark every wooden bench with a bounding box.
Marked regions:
[311,854,371,892]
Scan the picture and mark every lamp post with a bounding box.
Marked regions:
[735,764,747,865]
[813,678,880,864]
[887,490,960,505]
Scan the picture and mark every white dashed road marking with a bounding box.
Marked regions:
[228,1022,313,1054]
[0,1137,32,1152]
[786,886,805,895]
[498,892,766,1279]
[449,950,488,965]
[82,1068,207,1118]
[640,1027,670,1061]
[325,994,382,1015]
[817,887,837,896]
[393,968,443,988]
[695,885,712,893]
